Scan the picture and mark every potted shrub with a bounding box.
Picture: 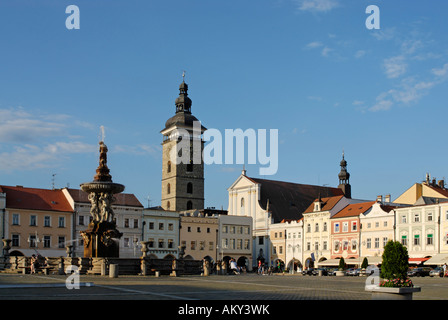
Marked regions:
[335,257,346,276]
[365,240,421,300]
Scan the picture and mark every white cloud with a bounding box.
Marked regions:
[383,55,408,79]
[432,63,448,77]
[295,0,339,12]
[321,46,333,57]
[354,50,366,59]
[305,41,323,49]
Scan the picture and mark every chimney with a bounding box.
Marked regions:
[376,195,383,202]
[384,194,391,203]
[438,180,445,189]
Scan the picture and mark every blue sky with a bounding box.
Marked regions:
[0,0,448,209]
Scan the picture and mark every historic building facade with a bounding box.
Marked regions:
[0,185,73,257]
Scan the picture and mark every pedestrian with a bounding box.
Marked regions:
[443,263,447,277]
[257,260,262,275]
[30,254,39,274]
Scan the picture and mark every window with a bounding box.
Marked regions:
[43,216,51,227]
[159,223,164,230]
[414,235,420,246]
[352,240,357,251]
[168,223,174,231]
[374,238,380,249]
[323,222,327,232]
[323,241,327,250]
[343,241,348,250]
[209,241,214,250]
[383,237,388,247]
[222,238,228,249]
[258,236,264,245]
[366,238,371,249]
[12,234,19,247]
[12,214,19,225]
[307,224,311,233]
[222,226,228,233]
[197,227,201,233]
[414,213,420,223]
[199,241,205,250]
[352,221,357,231]
[167,161,171,173]
[401,215,407,223]
[237,239,242,250]
[58,236,65,248]
[244,239,250,250]
[58,217,65,228]
[315,223,319,232]
[427,234,433,245]
[190,241,196,250]
[43,236,51,248]
[334,241,339,251]
[187,201,193,210]
[167,201,170,210]
[79,215,84,226]
[240,198,245,215]
[124,238,130,248]
[168,239,174,248]
[158,239,165,248]
[427,212,433,222]
[401,235,408,246]
[147,238,154,248]
[307,242,311,251]
[187,182,193,194]
[30,215,37,226]
[149,222,154,230]
[343,222,348,232]
[167,183,171,194]
[334,223,340,233]
[134,219,138,228]
[124,218,129,228]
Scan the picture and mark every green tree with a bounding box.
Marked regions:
[361,257,369,269]
[338,257,345,270]
[381,240,409,280]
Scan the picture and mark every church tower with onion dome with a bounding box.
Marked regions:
[160,75,206,211]
[338,151,351,198]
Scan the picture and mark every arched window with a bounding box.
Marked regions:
[167,201,170,210]
[240,198,245,215]
[187,182,193,194]
[167,161,171,173]
[167,183,171,194]
[187,201,193,210]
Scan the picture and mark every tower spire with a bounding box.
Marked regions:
[338,151,351,198]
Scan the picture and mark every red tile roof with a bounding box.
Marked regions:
[65,188,143,207]
[1,185,73,212]
[332,201,376,219]
[303,195,345,214]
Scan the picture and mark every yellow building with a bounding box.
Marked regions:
[394,175,448,205]
[0,185,73,257]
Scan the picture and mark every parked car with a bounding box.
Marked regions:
[407,267,431,277]
[429,267,443,277]
[302,268,314,276]
[347,268,361,276]
[312,268,328,276]
[327,268,337,276]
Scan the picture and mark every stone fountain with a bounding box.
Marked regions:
[80,138,125,258]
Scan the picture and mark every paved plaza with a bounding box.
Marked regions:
[0,273,446,301]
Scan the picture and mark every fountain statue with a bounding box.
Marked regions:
[80,131,125,258]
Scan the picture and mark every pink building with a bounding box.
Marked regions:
[330,202,375,262]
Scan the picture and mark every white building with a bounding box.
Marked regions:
[359,202,397,261]
[142,207,180,259]
[227,170,345,268]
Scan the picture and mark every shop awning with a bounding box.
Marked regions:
[424,254,448,266]
[408,257,430,264]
